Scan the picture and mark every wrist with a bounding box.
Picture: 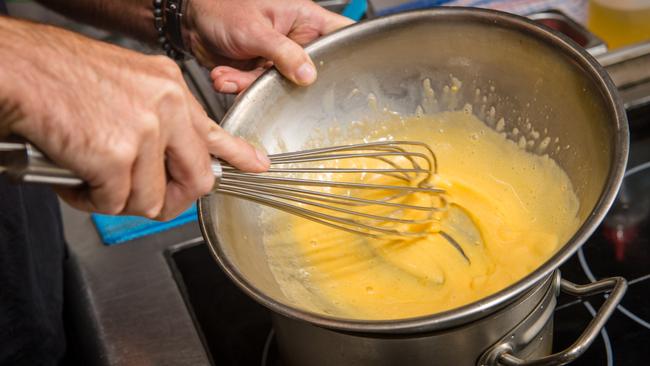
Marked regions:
[34,0,158,44]
[154,0,191,59]
[179,0,216,68]
[181,0,197,57]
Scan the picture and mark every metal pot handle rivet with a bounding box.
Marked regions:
[480,276,627,366]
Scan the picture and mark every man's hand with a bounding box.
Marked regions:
[35,0,352,93]
[185,0,353,93]
[0,17,269,220]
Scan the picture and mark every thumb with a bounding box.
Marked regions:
[205,123,270,173]
[249,30,317,86]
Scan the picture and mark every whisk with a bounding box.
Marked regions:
[214,141,444,236]
[213,141,475,261]
[0,138,474,260]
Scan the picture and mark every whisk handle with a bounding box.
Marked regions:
[0,137,83,186]
[0,137,223,187]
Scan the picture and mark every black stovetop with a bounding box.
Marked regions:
[551,104,650,366]
[171,104,650,366]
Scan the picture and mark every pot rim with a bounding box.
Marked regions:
[199,7,629,334]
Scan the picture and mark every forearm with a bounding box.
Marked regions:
[34,0,156,43]
[0,15,266,218]
[0,15,128,137]
[0,16,37,137]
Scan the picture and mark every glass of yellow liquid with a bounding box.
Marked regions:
[588,0,650,49]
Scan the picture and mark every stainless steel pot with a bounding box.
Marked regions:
[198,8,629,366]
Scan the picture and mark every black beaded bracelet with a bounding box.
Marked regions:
[153,0,187,60]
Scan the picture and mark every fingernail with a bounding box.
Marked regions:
[296,62,317,85]
[219,81,238,93]
[255,148,271,168]
[210,68,223,78]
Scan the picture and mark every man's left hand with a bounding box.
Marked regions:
[184,0,353,94]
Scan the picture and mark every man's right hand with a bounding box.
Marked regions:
[0,17,270,220]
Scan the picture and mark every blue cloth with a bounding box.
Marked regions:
[342,0,367,21]
[91,204,198,245]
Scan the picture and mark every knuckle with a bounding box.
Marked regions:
[160,80,186,102]
[143,204,164,220]
[197,172,215,196]
[145,190,166,219]
[107,142,136,169]
[153,55,183,80]
[188,161,215,198]
[136,112,161,139]
[206,128,226,146]
[186,178,212,201]
[125,198,163,219]
[156,82,188,117]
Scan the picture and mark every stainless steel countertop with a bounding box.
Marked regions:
[62,204,210,366]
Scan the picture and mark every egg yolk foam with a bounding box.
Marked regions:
[262,111,580,320]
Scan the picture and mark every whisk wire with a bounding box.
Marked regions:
[219,186,430,225]
[216,187,430,238]
[218,181,447,211]
[214,141,444,238]
[219,175,442,192]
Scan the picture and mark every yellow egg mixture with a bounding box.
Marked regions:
[264,111,580,320]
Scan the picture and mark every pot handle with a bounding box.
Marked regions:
[480,276,627,366]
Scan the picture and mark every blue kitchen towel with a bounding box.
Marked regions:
[342,0,368,21]
[91,204,198,245]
